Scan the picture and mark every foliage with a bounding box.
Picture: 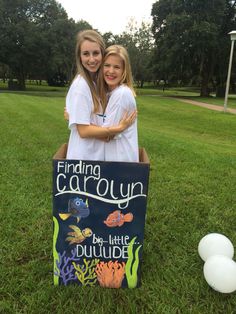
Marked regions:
[0,0,65,89]
[103,19,154,87]
[47,71,67,87]
[0,86,236,313]
[0,0,92,89]
[1,1,236,93]
[151,0,236,96]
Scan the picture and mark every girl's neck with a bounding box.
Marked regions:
[89,72,97,82]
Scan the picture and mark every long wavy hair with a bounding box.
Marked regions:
[75,30,106,112]
[98,45,136,109]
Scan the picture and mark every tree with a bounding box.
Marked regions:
[111,19,154,87]
[129,20,154,87]
[44,19,92,85]
[0,0,88,89]
[151,0,236,96]
[214,1,236,96]
[102,32,117,47]
[0,63,9,82]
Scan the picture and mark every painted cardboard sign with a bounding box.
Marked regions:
[53,144,150,288]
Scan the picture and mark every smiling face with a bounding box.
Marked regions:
[80,40,103,73]
[103,54,124,91]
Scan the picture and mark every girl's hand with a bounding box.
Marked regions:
[118,110,137,131]
[64,107,69,121]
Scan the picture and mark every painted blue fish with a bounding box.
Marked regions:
[59,198,90,223]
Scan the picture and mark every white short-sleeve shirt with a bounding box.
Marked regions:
[66,75,105,160]
[103,85,139,162]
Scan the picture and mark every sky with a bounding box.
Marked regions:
[56,0,156,35]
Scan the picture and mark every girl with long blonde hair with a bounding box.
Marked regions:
[99,45,139,162]
[66,30,136,160]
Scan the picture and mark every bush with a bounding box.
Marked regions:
[47,72,67,87]
[8,79,20,90]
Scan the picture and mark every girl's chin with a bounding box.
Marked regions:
[87,65,99,72]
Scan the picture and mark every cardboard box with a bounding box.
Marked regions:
[53,143,150,288]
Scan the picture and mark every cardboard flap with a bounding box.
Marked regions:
[53,143,149,164]
[53,143,68,160]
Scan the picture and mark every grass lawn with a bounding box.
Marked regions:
[136,86,236,109]
[136,86,200,97]
[177,96,236,110]
[0,88,236,313]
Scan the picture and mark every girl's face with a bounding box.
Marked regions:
[103,55,124,90]
[80,40,103,73]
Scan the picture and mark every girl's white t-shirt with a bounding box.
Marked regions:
[103,85,139,162]
[66,75,105,160]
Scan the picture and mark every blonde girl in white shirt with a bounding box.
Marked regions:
[66,30,136,160]
[98,45,139,162]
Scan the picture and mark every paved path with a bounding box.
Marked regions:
[174,98,236,114]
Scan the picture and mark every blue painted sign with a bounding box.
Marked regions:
[53,144,150,288]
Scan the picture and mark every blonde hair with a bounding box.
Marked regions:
[98,45,136,108]
[75,29,105,112]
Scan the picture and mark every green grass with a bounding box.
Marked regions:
[0,89,236,313]
[136,87,236,109]
[136,86,200,97]
[1,80,236,108]
[184,96,236,109]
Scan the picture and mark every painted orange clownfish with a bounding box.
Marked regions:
[104,210,133,227]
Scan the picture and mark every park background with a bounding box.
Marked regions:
[0,0,236,313]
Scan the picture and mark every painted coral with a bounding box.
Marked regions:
[96,260,126,288]
[73,258,99,286]
[54,248,80,285]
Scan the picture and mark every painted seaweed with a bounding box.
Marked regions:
[125,236,142,288]
[53,216,60,285]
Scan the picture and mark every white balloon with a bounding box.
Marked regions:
[198,233,234,261]
[203,255,236,293]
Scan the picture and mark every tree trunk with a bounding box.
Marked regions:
[200,83,210,97]
[199,52,215,97]
[231,80,236,93]
[200,63,210,97]
[17,71,26,90]
[216,81,225,97]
